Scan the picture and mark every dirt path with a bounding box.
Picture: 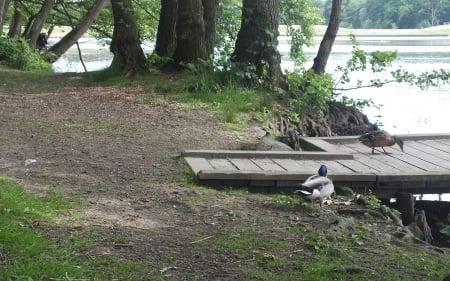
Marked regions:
[0,78,272,278]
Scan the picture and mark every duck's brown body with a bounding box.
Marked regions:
[358,130,404,154]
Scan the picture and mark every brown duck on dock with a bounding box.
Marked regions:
[358,130,404,154]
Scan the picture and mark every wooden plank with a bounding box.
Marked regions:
[271,158,318,172]
[383,144,448,172]
[424,139,450,149]
[376,172,450,192]
[342,143,413,172]
[314,136,359,144]
[418,139,450,153]
[208,158,238,171]
[318,160,357,175]
[396,133,450,141]
[185,134,450,195]
[228,158,262,171]
[335,159,376,173]
[434,139,450,146]
[251,158,286,171]
[399,142,450,169]
[406,141,450,162]
[377,171,450,181]
[300,138,352,152]
[344,142,428,172]
[184,157,214,174]
[182,149,353,160]
[315,133,450,143]
[273,159,357,176]
[351,152,403,172]
[197,170,376,182]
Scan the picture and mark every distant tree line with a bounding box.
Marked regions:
[314,0,450,29]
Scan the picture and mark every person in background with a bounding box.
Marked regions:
[36,33,49,51]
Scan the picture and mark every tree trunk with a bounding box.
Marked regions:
[202,0,219,56]
[0,0,11,32]
[311,0,343,74]
[154,0,178,57]
[7,1,22,39]
[171,0,208,65]
[232,0,284,85]
[49,0,108,60]
[26,0,55,49]
[110,0,147,75]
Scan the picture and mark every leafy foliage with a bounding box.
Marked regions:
[286,69,334,118]
[280,0,323,65]
[332,35,449,107]
[319,0,450,29]
[0,37,52,71]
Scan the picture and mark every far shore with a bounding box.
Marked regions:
[279,24,450,37]
[3,24,450,39]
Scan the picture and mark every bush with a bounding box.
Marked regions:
[0,37,52,71]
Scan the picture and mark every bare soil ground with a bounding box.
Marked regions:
[1,70,449,280]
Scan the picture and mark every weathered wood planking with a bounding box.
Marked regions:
[183,133,450,196]
[342,142,424,172]
[251,158,287,171]
[182,149,354,160]
[228,158,262,171]
[417,140,450,155]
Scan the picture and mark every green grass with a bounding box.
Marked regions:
[0,177,163,281]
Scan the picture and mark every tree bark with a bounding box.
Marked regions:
[110,0,147,75]
[232,0,284,85]
[154,0,178,57]
[171,0,209,65]
[202,0,219,56]
[49,0,108,60]
[7,1,22,39]
[0,0,11,32]
[26,0,55,49]
[311,0,343,74]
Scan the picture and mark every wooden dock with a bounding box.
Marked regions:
[183,134,450,197]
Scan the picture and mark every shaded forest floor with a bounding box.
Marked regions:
[0,69,449,280]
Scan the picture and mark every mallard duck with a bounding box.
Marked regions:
[358,130,404,154]
[295,165,334,207]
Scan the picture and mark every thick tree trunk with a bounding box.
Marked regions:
[7,1,22,39]
[202,0,219,56]
[232,0,283,84]
[0,0,11,32]
[171,0,208,64]
[154,0,178,57]
[49,0,108,60]
[311,0,343,74]
[26,0,55,49]
[110,0,147,75]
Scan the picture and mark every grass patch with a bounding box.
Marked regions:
[0,177,164,280]
[181,86,272,123]
[209,211,450,281]
[0,177,83,279]
[0,69,89,94]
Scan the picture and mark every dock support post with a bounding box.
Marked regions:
[396,192,415,226]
